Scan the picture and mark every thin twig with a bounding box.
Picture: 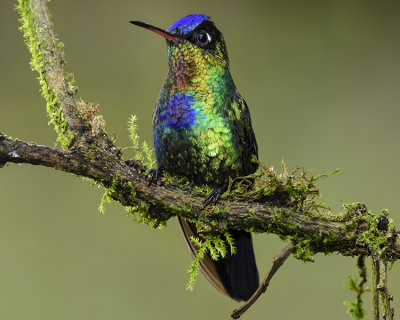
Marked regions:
[378,259,394,320]
[231,243,294,319]
[372,259,380,320]
[356,255,367,317]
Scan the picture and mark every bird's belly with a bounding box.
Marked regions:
[153,122,241,185]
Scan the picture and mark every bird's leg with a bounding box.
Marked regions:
[203,183,228,207]
[145,168,163,186]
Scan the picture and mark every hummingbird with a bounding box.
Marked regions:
[130,14,259,301]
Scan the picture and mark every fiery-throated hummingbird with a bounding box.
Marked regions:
[130,14,259,301]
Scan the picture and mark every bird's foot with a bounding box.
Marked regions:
[145,169,162,186]
[203,184,227,208]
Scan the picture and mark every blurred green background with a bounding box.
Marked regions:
[1,0,399,319]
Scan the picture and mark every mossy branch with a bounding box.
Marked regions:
[0,0,398,319]
[1,133,399,262]
[16,0,82,147]
[15,0,119,156]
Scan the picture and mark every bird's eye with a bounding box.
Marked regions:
[196,31,211,46]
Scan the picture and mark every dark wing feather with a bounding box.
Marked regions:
[178,217,230,296]
[178,217,259,301]
[231,94,258,175]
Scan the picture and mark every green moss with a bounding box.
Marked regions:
[127,115,155,170]
[362,211,392,260]
[212,204,230,215]
[225,162,339,218]
[345,297,366,320]
[224,231,237,254]
[16,0,75,149]
[339,204,394,260]
[142,141,155,169]
[187,233,232,290]
[194,184,213,196]
[83,143,97,160]
[98,171,121,213]
[128,115,141,160]
[292,239,315,262]
[321,231,340,247]
[126,200,161,227]
[344,255,367,319]
[128,199,193,229]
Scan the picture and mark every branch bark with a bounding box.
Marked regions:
[1,133,400,261]
[29,0,84,133]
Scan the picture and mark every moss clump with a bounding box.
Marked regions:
[98,172,121,213]
[161,172,191,186]
[292,239,315,262]
[340,204,394,260]
[362,210,394,260]
[127,115,154,170]
[187,232,236,290]
[225,161,339,215]
[98,172,167,229]
[212,204,231,215]
[126,200,162,227]
[127,197,193,230]
[76,99,107,137]
[16,0,75,149]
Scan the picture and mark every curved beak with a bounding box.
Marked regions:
[130,21,179,42]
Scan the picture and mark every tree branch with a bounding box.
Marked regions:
[1,133,400,261]
[28,0,84,132]
[16,0,118,152]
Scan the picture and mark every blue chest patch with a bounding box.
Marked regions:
[168,14,208,35]
[159,94,197,130]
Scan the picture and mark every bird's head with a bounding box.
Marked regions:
[131,14,230,79]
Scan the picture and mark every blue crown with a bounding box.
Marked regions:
[168,14,208,35]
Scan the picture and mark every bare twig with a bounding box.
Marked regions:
[356,255,368,317]
[231,244,294,319]
[378,260,394,320]
[372,259,380,320]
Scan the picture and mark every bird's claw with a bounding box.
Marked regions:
[145,169,162,186]
[203,187,223,208]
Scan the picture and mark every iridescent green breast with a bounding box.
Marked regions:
[153,88,241,183]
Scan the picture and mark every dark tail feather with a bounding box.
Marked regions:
[214,230,259,301]
[178,217,259,301]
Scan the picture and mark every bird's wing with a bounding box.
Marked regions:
[231,95,259,175]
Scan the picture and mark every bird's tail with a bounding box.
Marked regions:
[178,217,259,301]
